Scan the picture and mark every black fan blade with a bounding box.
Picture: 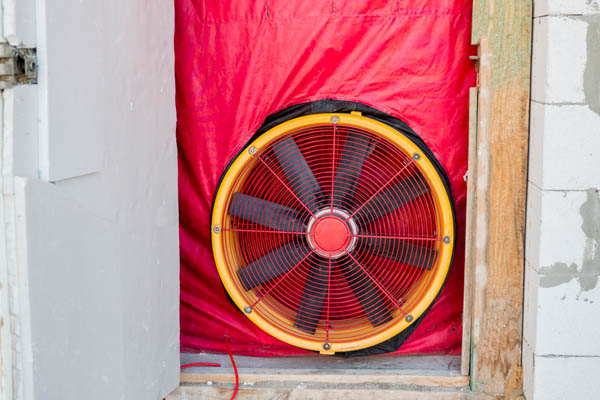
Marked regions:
[272,137,324,212]
[359,236,437,269]
[294,257,330,334]
[354,174,429,227]
[333,133,376,208]
[229,193,304,232]
[339,258,393,327]
[238,241,311,290]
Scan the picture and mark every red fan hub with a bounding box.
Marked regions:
[312,216,350,254]
[306,208,358,259]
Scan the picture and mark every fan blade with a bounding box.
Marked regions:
[294,258,330,334]
[333,133,376,208]
[229,193,304,232]
[339,258,393,327]
[359,236,437,269]
[238,241,311,291]
[272,137,324,212]
[354,174,429,227]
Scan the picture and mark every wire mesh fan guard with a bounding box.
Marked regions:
[211,112,455,354]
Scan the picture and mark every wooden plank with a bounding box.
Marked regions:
[181,371,469,387]
[181,352,463,371]
[180,353,471,391]
[461,87,479,376]
[469,0,532,394]
[168,385,500,400]
[180,353,468,387]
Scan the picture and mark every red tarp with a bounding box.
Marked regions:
[176,0,476,356]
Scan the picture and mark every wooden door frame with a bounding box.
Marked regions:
[461,0,532,395]
[171,1,533,398]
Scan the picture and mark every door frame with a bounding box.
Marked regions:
[172,1,533,398]
[1,0,532,398]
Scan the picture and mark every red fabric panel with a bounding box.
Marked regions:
[176,0,476,356]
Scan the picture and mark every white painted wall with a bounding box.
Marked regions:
[525,1,600,399]
[1,1,40,398]
[1,0,180,399]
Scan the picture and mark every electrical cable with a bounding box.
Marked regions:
[181,362,221,369]
[224,336,238,400]
[161,359,223,399]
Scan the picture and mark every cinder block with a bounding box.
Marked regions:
[529,101,600,191]
[534,0,600,17]
[525,184,587,269]
[525,186,600,356]
[529,355,600,399]
[531,16,588,104]
[525,259,600,356]
[524,186,596,356]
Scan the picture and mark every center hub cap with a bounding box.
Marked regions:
[307,209,358,258]
[313,217,349,252]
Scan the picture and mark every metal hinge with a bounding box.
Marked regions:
[0,44,38,89]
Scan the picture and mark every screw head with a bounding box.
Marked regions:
[244,306,252,314]
[413,153,421,161]
[331,116,340,124]
[248,146,257,155]
[443,236,451,244]
[405,314,414,322]
[323,342,331,350]
[213,225,221,234]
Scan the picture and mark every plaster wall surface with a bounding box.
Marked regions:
[2,0,180,399]
[534,0,600,17]
[525,2,600,399]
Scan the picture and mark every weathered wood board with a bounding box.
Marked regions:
[461,86,479,376]
[169,384,501,400]
[469,0,532,394]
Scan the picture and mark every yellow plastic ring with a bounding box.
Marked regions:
[211,113,455,354]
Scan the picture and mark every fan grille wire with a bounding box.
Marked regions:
[216,119,450,351]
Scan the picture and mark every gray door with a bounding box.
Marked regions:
[1,1,180,399]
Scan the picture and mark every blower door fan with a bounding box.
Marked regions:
[211,112,455,354]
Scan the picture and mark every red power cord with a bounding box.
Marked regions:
[181,362,221,368]
[164,337,238,400]
[224,336,239,400]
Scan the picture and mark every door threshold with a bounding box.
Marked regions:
[167,353,494,399]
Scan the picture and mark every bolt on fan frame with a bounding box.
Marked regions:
[211,112,455,354]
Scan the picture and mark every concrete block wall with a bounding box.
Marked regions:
[525,1,600,399]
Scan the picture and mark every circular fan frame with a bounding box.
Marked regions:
[211,112,455,354]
